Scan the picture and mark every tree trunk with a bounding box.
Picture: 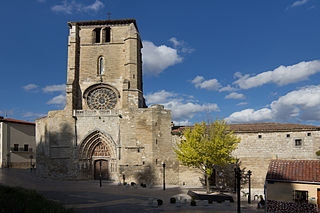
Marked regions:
[206,173,210,194]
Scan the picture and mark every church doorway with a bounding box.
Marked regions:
[94,159,109,180]
[79,130,117,181]
[92,141,111,180]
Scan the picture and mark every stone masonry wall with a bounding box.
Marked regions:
[174,129,320,196]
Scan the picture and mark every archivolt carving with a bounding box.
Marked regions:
[79,130,116,160]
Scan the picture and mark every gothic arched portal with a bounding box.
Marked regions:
[79,130,117,180]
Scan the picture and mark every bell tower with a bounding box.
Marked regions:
[36,19,176,184]
[65,19,145,113]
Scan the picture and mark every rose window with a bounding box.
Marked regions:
[86,87,117,110]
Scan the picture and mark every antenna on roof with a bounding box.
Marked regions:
[5,112,7,118]
[107,12,111,20]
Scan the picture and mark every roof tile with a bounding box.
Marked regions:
[266,160,320,182]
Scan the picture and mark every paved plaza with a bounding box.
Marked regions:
[0,169,264,213]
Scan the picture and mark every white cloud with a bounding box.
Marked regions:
[291,0,309,7]
[23,84,39,91]
[227,108,273,123]
[47,94,66,106]
[191,75,221,91]
[145,90,219,124]
[191,76,204,85]
[233,60,320,89]
[175,120,192,126]
[23,112,46,118]
[84,0,104,11]
[52,0,104,14]
[145,90,176,104]
[142,41,182,75]
[226,85,320,123]
[237,102,248,106]
[43,84,65,93]
[225,92,245,100]
[168,37,194,54]
[167,101,219,122]
[168,37,181,48]
[219,85,237,92]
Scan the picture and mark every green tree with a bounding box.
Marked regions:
[175,119,240,193]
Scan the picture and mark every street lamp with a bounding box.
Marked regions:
[162,162,166,191]
[247,170,252,204]
[99,160,102,187]
[235,167,242,213]
[29,155,33,172]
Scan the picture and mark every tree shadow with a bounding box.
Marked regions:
[36,122,77,178]
[199,160,249,192]
[134,164,156,186]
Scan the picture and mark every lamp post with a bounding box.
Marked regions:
[162,162,166,191]
[247,170,252,204]
[99,160,102,187]
[6,153,10,168]
[235,167,242,213]
[29,155,33,172]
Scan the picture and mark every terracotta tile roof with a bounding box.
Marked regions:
[266,160,320,183]
[0,118,35,125]
[171,123,320,134]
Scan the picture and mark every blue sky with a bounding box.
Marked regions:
[1,0,320,125]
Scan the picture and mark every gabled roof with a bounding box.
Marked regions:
[0,118,35,126]
[172,123,320,134]
[266,160,320,183]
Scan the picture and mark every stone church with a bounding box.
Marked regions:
[36,19,320,197]
[36,19,178,184]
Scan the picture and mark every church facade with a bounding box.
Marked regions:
[36,19,178,184]
[36,19,320,198]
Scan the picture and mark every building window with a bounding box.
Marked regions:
[287,134,290,138]
[93,28,101,43]
[98,57,104,75]
[294,190,308,203]
[155,139,157,144]
[13,144,19,151]
[307,133,311,136]
[295,139,302,147]
[156,159,158,164]
[24,144,29,152]
[258,135,262,139]
[104,27,111,42]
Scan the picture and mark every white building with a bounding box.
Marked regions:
[0,117,36,168]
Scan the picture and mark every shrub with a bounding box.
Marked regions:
[190,200,196,206]
[316,150,320,156]
[157,199,163,206]
[0,185,73,213]
[170,197,176,204]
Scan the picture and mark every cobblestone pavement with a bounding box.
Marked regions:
[0,169,264,213]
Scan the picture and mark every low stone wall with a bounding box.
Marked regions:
[266,200,317,213]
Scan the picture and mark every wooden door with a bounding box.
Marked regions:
[94,160,109,180]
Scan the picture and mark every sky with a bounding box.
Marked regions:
[0,0,320,126]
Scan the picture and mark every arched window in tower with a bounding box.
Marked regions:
[93,28,101,43]
[104,27,111,43]
[98,57,104,75]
